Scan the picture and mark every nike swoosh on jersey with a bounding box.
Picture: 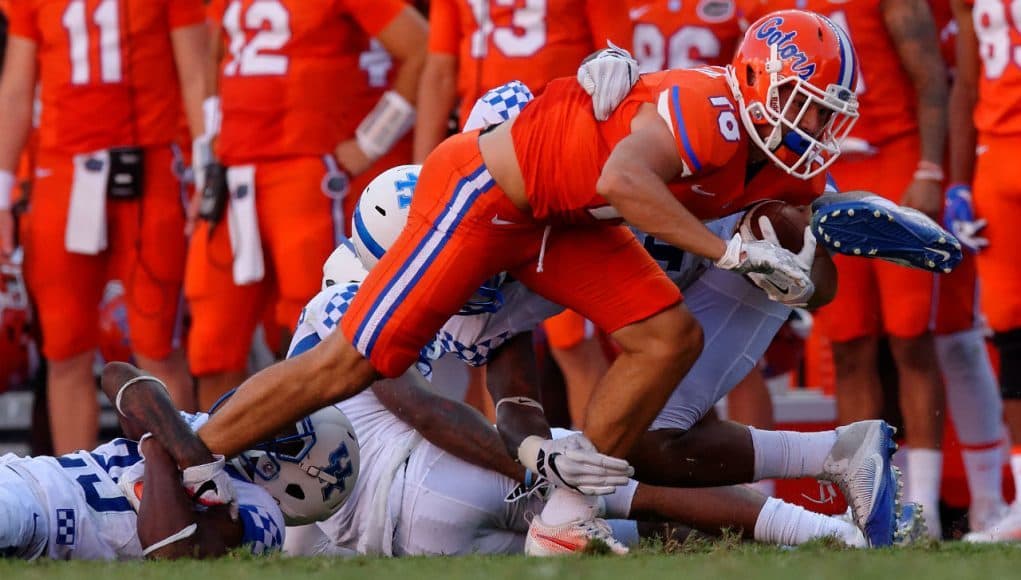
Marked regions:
[628,5,651,19]
[491,215,516,225]
[691,185,717,197]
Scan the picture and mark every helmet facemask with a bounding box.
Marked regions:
[729,40,859,180]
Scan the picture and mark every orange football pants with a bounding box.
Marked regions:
[815,133,936,342]
[23,146,187,361]
[973,134,1021,333]
[341,131,681,378]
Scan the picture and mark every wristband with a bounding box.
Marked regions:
[202,96,222,137]
[115,376,169,416]
[913,160,944,182]
[355,90,415,161]
[714,233,743,270]
[142,523,198,557]
[0,170,15,211]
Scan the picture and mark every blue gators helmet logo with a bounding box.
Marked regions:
[754,16,816,80]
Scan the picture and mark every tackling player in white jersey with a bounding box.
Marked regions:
[282,248,887,556]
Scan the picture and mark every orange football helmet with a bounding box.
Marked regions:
[727,10,860,179]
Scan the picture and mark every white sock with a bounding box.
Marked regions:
[753,497,863,547]
[745,479,776,497]
[905,448,943,537]
[749,427,838,480]
[939,329,1004,445]
[1010,455,1021,509]
[540,487,601,526]
[961,446,1005,506]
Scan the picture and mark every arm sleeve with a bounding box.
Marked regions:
[169,0,206,29]
[6,0,39,43]
[585,0,633,51]
[344,0,409,37]
[427,0,461,55]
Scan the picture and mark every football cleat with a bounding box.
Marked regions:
[524,515,629,556]
[894,502,928,546]
[969,498,1010,534]
[821,420,900,547]
[810,192,963,273]
[963,504,1021,543]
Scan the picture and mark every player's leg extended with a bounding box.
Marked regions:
[0,469,47,559]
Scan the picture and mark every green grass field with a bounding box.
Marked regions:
[3,542,1020,580]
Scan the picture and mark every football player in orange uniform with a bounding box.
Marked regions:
[195,11,861,554]
[186,0,427,409]
[743,0,950,535]
[0,0,207,453]
[950,0,1021,542]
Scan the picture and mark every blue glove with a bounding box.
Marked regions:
[944,184,988,252]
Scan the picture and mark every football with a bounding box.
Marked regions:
[738,200,811,253]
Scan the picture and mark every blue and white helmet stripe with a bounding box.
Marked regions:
[825,16,857,93]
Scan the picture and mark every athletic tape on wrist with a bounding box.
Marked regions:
[355,90,415,161]
[202,96,221,137]
[142,523,199,557]
[0,170,14,211]
[115,376,169,416]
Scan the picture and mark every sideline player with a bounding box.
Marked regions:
[186,0,428,409]
[197,11,865,553]
[0,0,206,452]
[949,0,1021,542]
[741,0,951,534]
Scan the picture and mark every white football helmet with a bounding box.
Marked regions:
[351,164,422,271]
[322,238,368,290]
[226,401,361,526]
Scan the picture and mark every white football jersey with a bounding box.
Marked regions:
[1,414,284,560]
[290,285,425,556]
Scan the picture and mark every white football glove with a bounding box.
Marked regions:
[517,434,634,496]
[577,42,639,122]
[191,135,214,193]
[745,219,817,307]
[716,230,815,306]
[182,454,238,520]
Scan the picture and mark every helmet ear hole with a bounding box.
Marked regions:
[745,65,755,87]
[285,484,305,500]
[374,206,386,217]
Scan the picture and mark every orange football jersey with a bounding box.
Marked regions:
[629,0,743,71]
[740,0,917,147]
[967,0,1021,136]
[210,0,408,165]
[427,0,633,126]
[6,0,204,154]
[510,68,822,224]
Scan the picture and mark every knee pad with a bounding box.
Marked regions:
[994,329,1021,400]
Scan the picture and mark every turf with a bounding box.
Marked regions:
[2,542,1020,580]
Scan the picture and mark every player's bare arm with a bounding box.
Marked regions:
[101,362,215,469]
[371,372,525,481]
[948,0,980,186]
[485,332,554,456]
[882,0,949,218]
[0,36,36,260]
[413,53,459,161]
[335,7,428,176]
[597,104,729,262]
[170,23,210,143]
[137,439,239,559]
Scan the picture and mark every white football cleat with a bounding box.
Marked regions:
[969,498,1010,534]
[821,420,900,547]
[524,515,629,556]
[964,504,1021,543]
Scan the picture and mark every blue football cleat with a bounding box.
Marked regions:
[894,502,928,546]
[822,420,901,547]
[811,192,963,273]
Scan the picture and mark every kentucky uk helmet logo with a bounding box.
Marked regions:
[754,17,817,80]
